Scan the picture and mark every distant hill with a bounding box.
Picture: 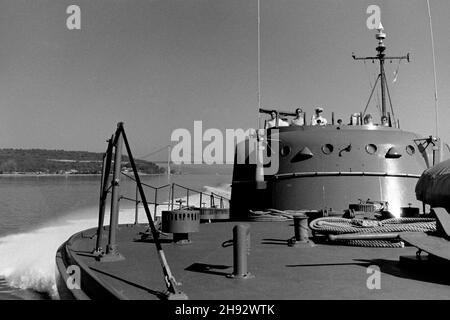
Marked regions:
[0,148,165,175]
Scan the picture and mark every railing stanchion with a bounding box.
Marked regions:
[154,188,158,219]
[186,189,189,207]
[134,184,139,224]
[167,186,171,210]
[171,183,175,210]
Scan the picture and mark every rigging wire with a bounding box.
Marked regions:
[385,78,396,124]
[392,59,401,83]
[138,144,172,160]
[363,60,381,115]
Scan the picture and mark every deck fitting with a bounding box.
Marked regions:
[227,224,254,279]
[288,215,314,248]
[96,244,125,262]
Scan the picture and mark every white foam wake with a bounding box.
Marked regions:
[0,184,231,299]
[0,214,98,299]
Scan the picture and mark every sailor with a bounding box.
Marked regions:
[363,114,374,125]
[290,108,305,126]
[265,110,289,129]
[381,115,389,126]
[350,113,360,125]
[311,107,327,126]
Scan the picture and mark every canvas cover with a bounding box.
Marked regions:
[416,159,450,207]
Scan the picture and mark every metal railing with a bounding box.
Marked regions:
[169,183,228,211]
[119,173,230,224]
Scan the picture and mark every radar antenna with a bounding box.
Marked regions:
[352,23,410,125]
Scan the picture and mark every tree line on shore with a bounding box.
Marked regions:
[0,148,165,175]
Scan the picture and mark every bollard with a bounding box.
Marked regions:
[227,224,254,279]
[288,215,314,248]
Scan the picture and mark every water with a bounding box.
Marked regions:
[0,174,231,299]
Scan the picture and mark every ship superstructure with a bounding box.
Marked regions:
[230,26,444,218]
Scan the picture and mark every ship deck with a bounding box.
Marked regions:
[59,221,450,300]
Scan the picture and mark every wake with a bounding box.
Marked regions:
[0,184,230,299]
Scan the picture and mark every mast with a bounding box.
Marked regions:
[353,24,410,121]
[377,29,387,116]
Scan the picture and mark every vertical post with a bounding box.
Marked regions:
[380,59,386,117]
[294,216,308,242]
[94,137,113,254]
[186,189,189,207]
[134,184,139,225]
[95,152,108,253]
[200,192,203,208]
[167,146,171,182]
[228,224,253,279]
[331,112,335,125]
[154,188,158,219]
[104,129,124,260]
[289,215,312,247]
[171,183,175,210]
[167,186,171,210]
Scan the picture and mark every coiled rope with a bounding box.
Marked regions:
[310,217,436,248]
[331,239,406,248]
[248,209,304,222]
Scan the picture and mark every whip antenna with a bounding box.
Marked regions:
[427,0,439,138]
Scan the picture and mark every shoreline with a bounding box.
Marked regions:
[0,173,166,177]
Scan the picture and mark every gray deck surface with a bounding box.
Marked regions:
[69,222,450,300]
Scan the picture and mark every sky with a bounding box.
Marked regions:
[1,0,450,162]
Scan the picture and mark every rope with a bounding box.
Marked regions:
[310,217,436,248]
[333,239,405,248]
[247,210,435,248]
[248,208,307,222]
[310,217,435,234]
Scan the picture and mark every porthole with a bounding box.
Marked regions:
[280,145,291,157]
[365,144,377,155]
[321,144,334,155]
[406,145,415,155]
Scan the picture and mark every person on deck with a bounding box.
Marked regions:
[311,107,327,126]
[381,115,389,126]
[266,110,289,129]
[363,114,374,126]
[290,108,305,126]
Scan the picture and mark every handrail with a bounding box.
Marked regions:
[170,182,230,210]
[121,172,170,190]
[119,172,230,220]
